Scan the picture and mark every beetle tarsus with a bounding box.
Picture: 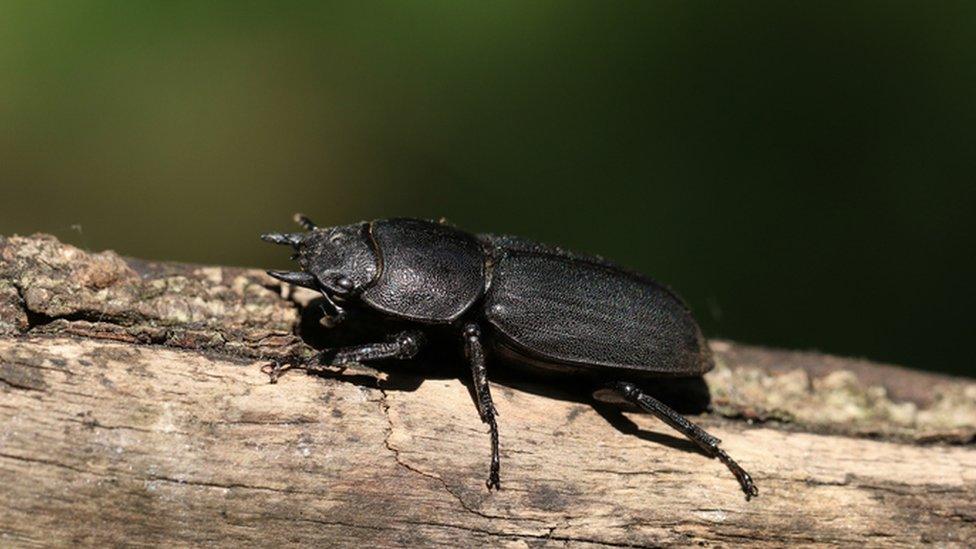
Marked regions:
[486,449,501,491]
[261,360,293,384]
[606,380,758,500]
[713,445,758,500]
[464,323,502,491]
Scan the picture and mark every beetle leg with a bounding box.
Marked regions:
[318,330,426,368]
[462,323,501,491]
[262,331,424,383]
[263,331,425,383]
[604,381,759,500]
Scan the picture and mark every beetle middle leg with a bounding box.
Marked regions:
[600,380,758,499]
[462,323,501,490]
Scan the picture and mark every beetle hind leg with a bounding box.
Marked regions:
[600,381,758,499]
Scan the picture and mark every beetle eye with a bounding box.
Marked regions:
[335,275,355,292]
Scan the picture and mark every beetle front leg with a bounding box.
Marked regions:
[462,323,501,490]
[325,330,426,367]
[264,331,425,382]
[602,381,759,500]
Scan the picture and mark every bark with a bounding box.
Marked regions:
[1,234,974,547]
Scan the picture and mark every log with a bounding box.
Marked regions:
[1,234,974,547]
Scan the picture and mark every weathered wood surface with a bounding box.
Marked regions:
[1,234,974,547]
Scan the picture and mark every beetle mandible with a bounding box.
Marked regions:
[262,215,758,499]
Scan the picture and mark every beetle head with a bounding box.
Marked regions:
[297,223,378,295]
[262,219,379,326]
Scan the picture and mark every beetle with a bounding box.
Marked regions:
[262,215,758,499]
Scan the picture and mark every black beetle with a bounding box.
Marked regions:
[262,215,758,499]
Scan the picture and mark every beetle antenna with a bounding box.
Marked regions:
[293,213,317,231]
[261,233,305,247]
[318,291,346,328]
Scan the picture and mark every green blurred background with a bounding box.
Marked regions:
[2,2,974,375]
